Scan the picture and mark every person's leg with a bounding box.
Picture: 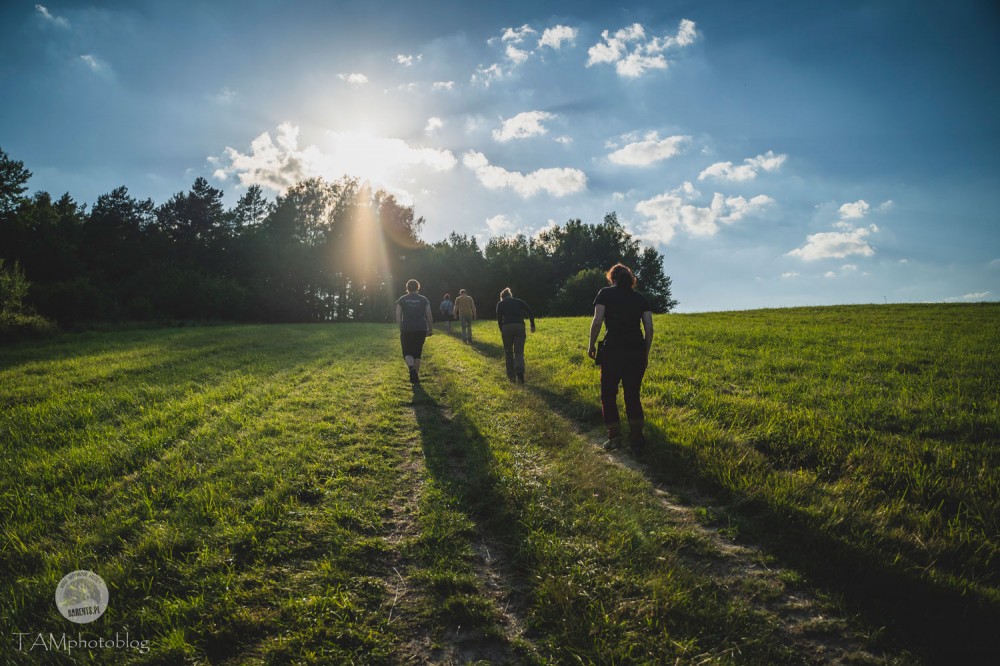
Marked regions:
[401,332,417,382]
[501,325,516,380]
[600,351,624,445]
[622,351,647,449]
[411,332,427,381]
[512,325,526,382]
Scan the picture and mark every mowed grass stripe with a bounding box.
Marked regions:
[2,325,515,664]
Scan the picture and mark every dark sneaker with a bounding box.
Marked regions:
[516,372,524,384]
[602,436,624,451]
[629,437,647,456]
[409,368,418,383]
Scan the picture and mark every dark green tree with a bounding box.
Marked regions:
[0,147,32,215]
[483,233,555,315]
[535,212,641,293]
[548,268,609,316]
[635,246,678,313]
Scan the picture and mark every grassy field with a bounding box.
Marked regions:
[1,304,997,664]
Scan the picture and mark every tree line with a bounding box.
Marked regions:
[0,146,676,330]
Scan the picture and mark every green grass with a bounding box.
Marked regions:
[524,304,999,656]
[2,305,996,663]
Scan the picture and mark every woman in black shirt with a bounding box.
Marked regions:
[496,287,536,383]
[588,264,654,453]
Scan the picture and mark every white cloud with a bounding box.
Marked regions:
[587,19,698,78]
[36,4,69,28]
[554,135,573,145]
[432,81,455,91]
[79,54,105,72]
[493,111,555,142]
[839,200,870,220]
[990,258,1000,267]
[780,272,799,279]
[539,25,578,49]
[698,150,787,181]
[944,291,993,303]
[497,25,538,65]
[824,271,837,278]
[471,63,505,87]
[213,123,310,192]
[481,22,575,79]
[635,181,773,243]
[395,54,421,66]
[425,117,443,133]
[213,123,456,197]
[338,73,369,86]
[786,225,878,261]
[608,132,688,166]
[616,52,668,78]
[486,214,515,234]
[462,151,587,198]
[506,44,531,64]
[587,23,644,65]
[877,199,895,212]
[502,25,537,43]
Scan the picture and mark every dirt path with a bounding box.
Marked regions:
[606,447,904,665]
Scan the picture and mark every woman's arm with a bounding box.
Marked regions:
[588,304,605,358]
[642,310,654,357]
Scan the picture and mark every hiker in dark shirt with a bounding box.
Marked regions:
[588,263,654,454]
[395,279,434,384]
[496,287,536,383]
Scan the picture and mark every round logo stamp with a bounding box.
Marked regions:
[55,570,108,624]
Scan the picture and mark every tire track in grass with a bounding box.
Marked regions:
[374,336,540,665]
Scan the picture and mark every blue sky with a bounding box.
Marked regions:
[2,0,998,312]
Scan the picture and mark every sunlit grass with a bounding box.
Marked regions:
[3,305,994,663]
[525,304,999,624]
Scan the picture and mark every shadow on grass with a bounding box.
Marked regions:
[408,380,518,539]
[406,381,536,658]
[467,337,505,360]
[508,376,998,663]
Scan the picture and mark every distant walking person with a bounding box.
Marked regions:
[454,288,477,343]
[439,293,454,332]
[588,263,654,454]
[396,279,434,384]
[496,288,536,383]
